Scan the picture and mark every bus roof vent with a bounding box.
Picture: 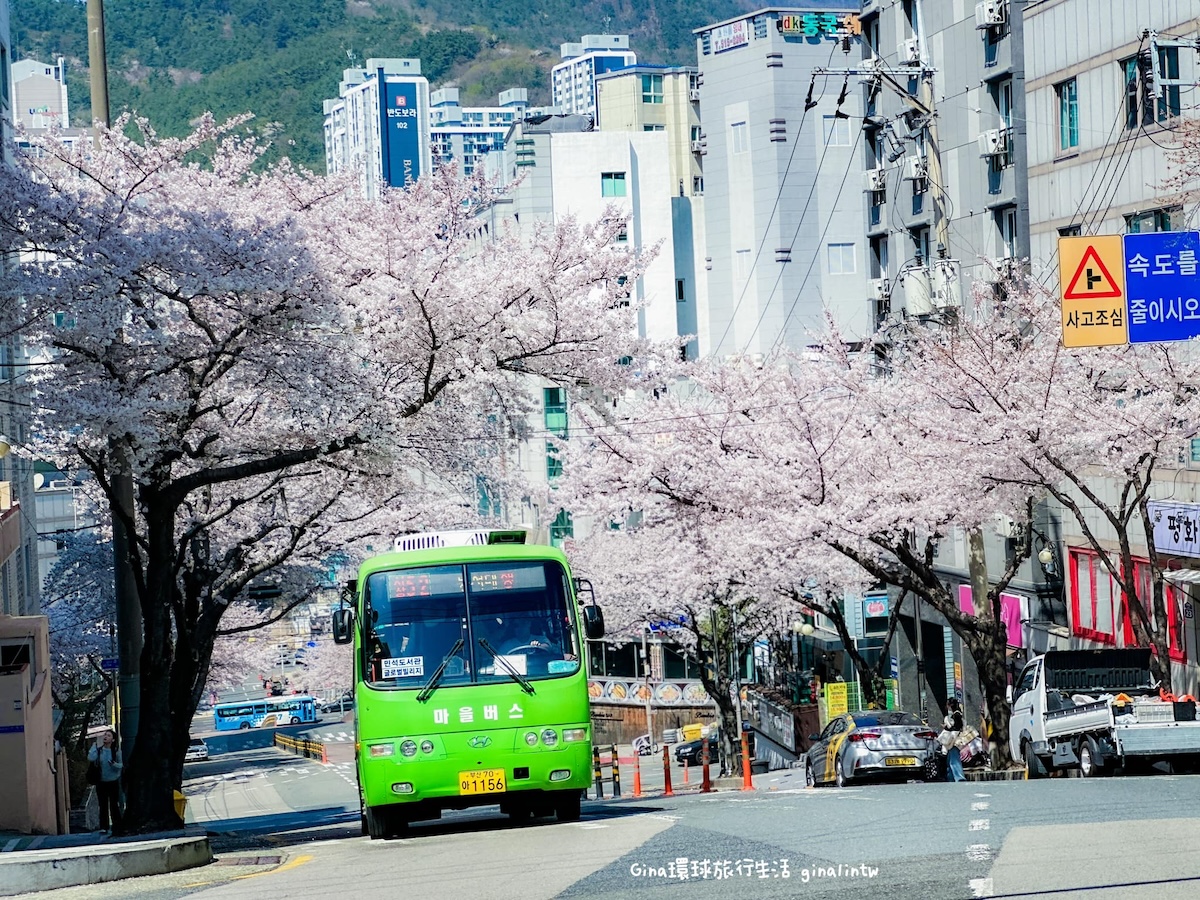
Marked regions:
[393,528,527,551]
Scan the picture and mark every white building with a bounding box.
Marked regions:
[11,57,68,131]
[322,58,432,198]
[550,35,637,122]
[430,87,527,176]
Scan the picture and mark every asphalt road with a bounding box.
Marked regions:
[14,750,1200,900]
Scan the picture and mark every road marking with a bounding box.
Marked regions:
[234,853,314,880]
[965,844,993,862]
[968,819,990,831]
[2,839,19,852]
[971,801,990,811]
[973,793,991,798]
[576,823,608,829]
[182,882,213,888]
[969,876,994,897]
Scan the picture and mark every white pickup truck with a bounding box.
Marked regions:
[1009,648,1200,777]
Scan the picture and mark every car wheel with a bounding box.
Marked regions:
[555,790,582,822]
[1023,741,1046,779]
[365,805,406,840]
[1079,738,1103,778]
[804,758,816,788]
[835,757,850,788]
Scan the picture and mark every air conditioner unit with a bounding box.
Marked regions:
[978,128,1005,157]
[689,88,700,102]
[901,266,933,316]
[863,167,886,192]
[994,514,1025,540]
[690,140,704,152]
[870,278,891,301]
[903,155,928,180]
[975,0,1007,28]
[898,37,921,65]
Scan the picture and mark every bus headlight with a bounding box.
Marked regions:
[369,743,394,758]
[400,740,418,757]
[541,729,558,747]
[525,732,539,746]
[420,740,435,754]
[562,728,588,743]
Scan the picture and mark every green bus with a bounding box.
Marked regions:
[332,529,604,839]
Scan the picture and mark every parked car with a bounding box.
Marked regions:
[804,710,939,787]
[184,737,209,761]
[321,693,354,714]
[675,734,720,766]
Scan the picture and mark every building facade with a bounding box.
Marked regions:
[694,4,872,358]
[322,58,432,198]
[551,34,637,121]
[596,65,706,358]
[430,87,527,176]
[10,57,68,131]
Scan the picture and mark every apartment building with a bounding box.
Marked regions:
[550,34,636,121]
[596,64,705,358]
[694,4,872,358]
[430,87,529,176]
[10,57,68,130]
[322,58,432,198]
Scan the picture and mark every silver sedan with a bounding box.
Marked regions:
[804,710,940,786]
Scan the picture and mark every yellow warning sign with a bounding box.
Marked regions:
[1058,235,1128,347]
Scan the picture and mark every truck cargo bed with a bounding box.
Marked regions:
[1116,722,1200,756]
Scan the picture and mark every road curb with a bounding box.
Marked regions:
[0,834,212,897]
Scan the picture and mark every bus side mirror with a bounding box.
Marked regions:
[582,604,605,640]
[332,608,355,645]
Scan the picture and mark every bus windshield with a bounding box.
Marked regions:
[363,560,580,690]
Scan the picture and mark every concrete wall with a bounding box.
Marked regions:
[0,615,59,834]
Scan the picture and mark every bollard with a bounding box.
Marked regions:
[683,757,689,784]
[701,735,713,793]
[593,744,605,799]
[741,732,754,791]
[610,744,622,798]
[662,745,674,797]
[632,752,642,798]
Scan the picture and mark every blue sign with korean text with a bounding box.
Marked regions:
[381,79,422,189]
[100,656,119,672]
[1123,231,1200,343]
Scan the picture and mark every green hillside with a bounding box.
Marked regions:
[10,0,755,171]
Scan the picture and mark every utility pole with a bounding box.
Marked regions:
[89,0,141,755]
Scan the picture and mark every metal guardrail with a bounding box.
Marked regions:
[274,732,328,764]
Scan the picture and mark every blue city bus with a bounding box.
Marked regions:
[213,695,317,731]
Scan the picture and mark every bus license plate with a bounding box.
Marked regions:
[885,757,917,767]
[459,768,506,795]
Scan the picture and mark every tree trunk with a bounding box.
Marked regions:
[697,650,740,777]
[961,626,1014,768]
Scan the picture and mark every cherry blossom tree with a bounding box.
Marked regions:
[0,115,664,831]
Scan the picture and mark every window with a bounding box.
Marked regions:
[545,442,562,479]
[692,175,704,196]
[642,124,665,132]
[998,206,1017,258]
[676,278,686,302]
[543,387,567,435]
[730,121,749,154]
[690,125,702,143]
[1127,561,1186,662]
[641,74,664,104]
[827,243,856,275]
[549,510,574,547]
[823,115,851,146]
[1123,48,1181,130]
[1057,78,1079,151]
[1058,225,1081,238]
[600,172,627,197]
[0,44,10,111]
[733,248,752,282]
[1070,549,1118,643]
[912,227,931,264]
[1125,206,1178,234]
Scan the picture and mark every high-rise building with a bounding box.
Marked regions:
[550,35,636,122]
[1,0,11,159]
[430,87,528,176]
[595,64,706,358]
[694,3,869,357]
[323,59,432,198]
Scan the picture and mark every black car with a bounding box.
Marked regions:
[675,734,720,766]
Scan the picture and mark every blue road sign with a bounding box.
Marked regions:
[99,657,119,672]
[648,615,690,632]
[1123,231,1200,343]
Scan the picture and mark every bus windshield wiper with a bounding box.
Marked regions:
[417,637,464,703]
[478,638,536,695]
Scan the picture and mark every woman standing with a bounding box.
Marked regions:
[87,728,123,832]
[944,698,966,783]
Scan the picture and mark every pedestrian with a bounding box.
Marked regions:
[87,728,123,832]
[944,698,966,783]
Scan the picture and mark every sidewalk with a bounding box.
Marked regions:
[0,827,212,897]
